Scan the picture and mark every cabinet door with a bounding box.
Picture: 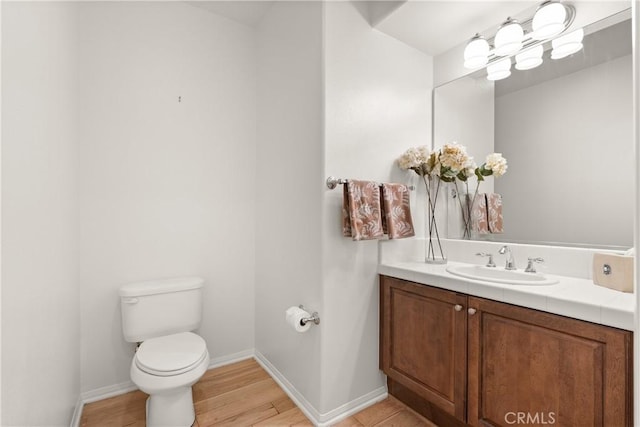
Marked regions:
[380,275,468,421]
[467,296,632,427]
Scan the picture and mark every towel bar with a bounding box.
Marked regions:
[326,176,415,191]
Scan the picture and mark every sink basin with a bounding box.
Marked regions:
[446,265,558,286]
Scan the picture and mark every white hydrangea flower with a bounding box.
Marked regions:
[460,158,477,179]
[485,153,508,177]
[439,142,471,174]
[397,146,430,170]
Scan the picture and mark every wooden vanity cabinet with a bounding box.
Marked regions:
[380,275,633,427]
[380,276,468,421]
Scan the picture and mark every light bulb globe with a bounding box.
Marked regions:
[494,19,524,56]
[464,35,490,69]
[487,58,512,81]
[532,2,568,40]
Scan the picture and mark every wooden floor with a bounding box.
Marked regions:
[80,358,436,427]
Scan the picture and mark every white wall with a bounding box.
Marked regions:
[495,54,633,247]
[0,1,4,421]
[77,2,257,392]
[1,2,80,424]
[255,1,325,412]
[322,1,432,414]
[1,1,433,423]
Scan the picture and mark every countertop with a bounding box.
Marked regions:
[379,260,635,331]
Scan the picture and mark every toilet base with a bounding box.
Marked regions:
[145,386,195,427]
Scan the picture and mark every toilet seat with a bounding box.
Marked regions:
[135,332,208,377]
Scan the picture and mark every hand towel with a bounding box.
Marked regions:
[467,193,489,234]
[342,180,384,241]
[381,183,415,239]
[487,193,503,234]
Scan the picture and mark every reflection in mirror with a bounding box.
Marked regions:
[435,11,633,249]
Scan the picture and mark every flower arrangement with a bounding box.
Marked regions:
[397,143,473,263]
[396,142,478,181]
[397,142,508,245]
[456,151,508,238]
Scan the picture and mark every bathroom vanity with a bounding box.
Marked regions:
[378,238,634,427]
[380,275,632,426]
[380,3,636,425]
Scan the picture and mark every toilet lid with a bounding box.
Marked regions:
[135,332,208,377]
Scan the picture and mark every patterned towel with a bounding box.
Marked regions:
[487,193,503,234]
[381,183,415,239]
[466,193,489,234]
[342,180,384,241]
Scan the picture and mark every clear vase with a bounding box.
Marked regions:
[422,175,447,264]
[462,192,474,240]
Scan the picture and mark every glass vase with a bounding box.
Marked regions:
[422,175,447,264]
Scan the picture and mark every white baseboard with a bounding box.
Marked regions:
[71,349,385,427]
[254,351,387,427]
[70,380,138,427]
[208,348,255,370]
[254,351,323,423]
[81,380,138,405]
[319,386,388,426]
[70,349,255,427]
[70,396,83,427]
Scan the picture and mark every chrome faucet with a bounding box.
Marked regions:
[525,257,545,273]
[476,252,496,267]
[498,245,517,270]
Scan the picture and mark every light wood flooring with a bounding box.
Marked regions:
[80,358,436,426]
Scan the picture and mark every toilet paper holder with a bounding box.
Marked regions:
[299,305,320,326]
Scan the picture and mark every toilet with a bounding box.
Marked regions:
[120,277,210,427]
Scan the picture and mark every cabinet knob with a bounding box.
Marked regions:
[468,308,477,315]
[454,304,463,312]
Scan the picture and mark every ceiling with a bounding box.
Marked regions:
[374,1,539,56]
[183,1,629,61]
[184,0,541,56]
[185,1,275,27]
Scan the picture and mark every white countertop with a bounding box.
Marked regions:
[379,260,635,331]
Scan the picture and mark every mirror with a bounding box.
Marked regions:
[434,10,633,249]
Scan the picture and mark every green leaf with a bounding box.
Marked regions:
[475,169,485,182]
[457,170,468,182]
[479,165,493,177]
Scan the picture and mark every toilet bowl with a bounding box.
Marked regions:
[119,277,208,427]
[130,332,210,426]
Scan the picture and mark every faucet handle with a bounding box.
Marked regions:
[525,257,544,273]
[476,252,496,267]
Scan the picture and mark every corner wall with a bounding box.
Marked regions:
[77,2,257,393]
[321,1,433,415]
[1,2,80,424]
[255,0,325,413]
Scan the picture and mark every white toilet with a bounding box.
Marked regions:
[119,277,210,427]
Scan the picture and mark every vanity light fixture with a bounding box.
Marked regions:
[462,0,576,81]
[487,58,512,81]
[551,28,584,59]
[515,45,544,70]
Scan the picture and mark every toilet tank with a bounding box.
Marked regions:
[119,277,204,342]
